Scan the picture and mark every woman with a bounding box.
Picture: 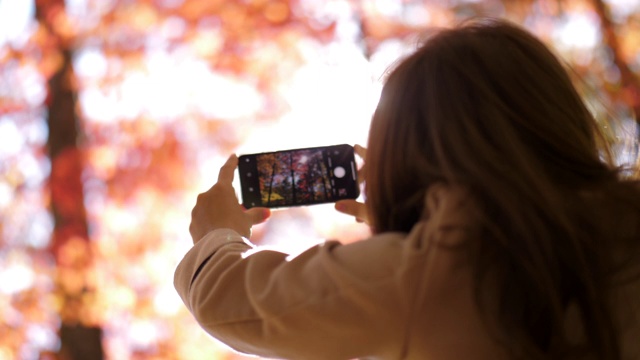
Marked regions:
[175,18,640,359]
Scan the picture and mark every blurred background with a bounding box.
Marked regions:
[0,0,639,359]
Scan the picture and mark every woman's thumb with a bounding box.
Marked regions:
[335,200,368,224]
[245,207,271,225]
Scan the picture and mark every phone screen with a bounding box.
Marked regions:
[238,144,359,209]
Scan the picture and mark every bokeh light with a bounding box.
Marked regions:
[1,0,638,359]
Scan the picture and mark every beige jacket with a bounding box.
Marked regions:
[174,185,639,359]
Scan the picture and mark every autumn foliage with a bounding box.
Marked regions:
[0,0,639,359]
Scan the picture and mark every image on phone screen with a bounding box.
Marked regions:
[238,144,359,209]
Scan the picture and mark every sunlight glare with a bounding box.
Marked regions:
[128,319,163,348]
[19,66,47,107]
[240,41,376,154]
[103,204,139,233]
[74,48,109,79]
[0,0,34,47]
[193,72,264,120]
[79,52,265,123]
[554,13,599,49]
[120,70,150,120]
[17,153,47,186]
[160,16,187,38]
[0,261,35,295]
[79,86,119,123]
[25,324,59,354]
[372,0,403,18]
[0,120,25,157]
[24,209,54,249]
[606,0,640,18]
[0,182,13,209]
[23,115,49,146]
[153,285,183,316]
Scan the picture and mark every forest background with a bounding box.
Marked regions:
[1,0,639,359]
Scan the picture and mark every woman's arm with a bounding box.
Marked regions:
[174,225,429,360]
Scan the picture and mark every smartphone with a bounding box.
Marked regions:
[238,144,360,209]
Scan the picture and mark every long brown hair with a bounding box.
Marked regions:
[366,18,640,359]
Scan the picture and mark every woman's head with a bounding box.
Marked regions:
[366,18,627,358]
[366,18,611,234]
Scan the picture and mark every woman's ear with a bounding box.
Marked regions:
[422,183,479,229]
[421,183,480,249]
[421,182,448,222]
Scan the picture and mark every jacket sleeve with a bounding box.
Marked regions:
[173,226,431,360]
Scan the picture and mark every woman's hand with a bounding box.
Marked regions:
[189,155,271,244]
[334,144,369,224]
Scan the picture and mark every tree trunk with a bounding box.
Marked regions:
[35,1,105,359]
[267,159,276,205]
[289,153,297,203]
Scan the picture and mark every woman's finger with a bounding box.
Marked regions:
[353,145,367,185]
[354,144,367,159]
[244,207,272,226]
[218,154,238,184]
[335,199,369,224]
